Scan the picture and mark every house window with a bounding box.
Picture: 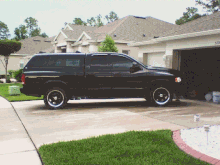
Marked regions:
[122,50,130,55]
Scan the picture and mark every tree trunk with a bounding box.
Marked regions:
[4,56,8,83]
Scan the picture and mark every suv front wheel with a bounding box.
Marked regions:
[148,86,171,106]
[44,87,67,109]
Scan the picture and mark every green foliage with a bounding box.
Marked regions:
[87,11,118,27]
[0,83,43,101]
[105,11,119,23]
[0,21,10,40]
[38,130,210,165]
[98,35,118,52]
[8,70,15,78]
[96,14,104,27]
[196,0,219,13]
[13,69,23,82]
[0,39,22,55]
[87,15,103,27]
[175,7,206,25]
[14,24,28,41]
[30,28,41,37]
[73,18,87,26]
[40,32,48,38]
[25,17,39,37]
[87,17,96,26]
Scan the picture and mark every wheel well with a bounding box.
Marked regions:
[43,82,68,95]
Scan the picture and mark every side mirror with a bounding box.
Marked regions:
[130,62,142,73]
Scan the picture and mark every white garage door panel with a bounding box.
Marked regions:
[147,52,165,67]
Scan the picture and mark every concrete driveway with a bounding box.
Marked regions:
[10,98,220,149]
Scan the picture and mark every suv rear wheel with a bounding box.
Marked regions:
[44,87,67,109]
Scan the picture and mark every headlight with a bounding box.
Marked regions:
[175,77,181,83]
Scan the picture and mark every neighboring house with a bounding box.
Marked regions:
[131,11,220,96]
[53,15,177,62]
[0,36,55,76]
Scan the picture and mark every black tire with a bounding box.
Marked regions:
[44,87,67,109]
[150,86,171,106]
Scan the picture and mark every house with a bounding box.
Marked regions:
[53,15,177,62]
[130,11,220,97]
[0,36,55,76]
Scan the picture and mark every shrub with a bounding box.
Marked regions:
[14,69,23,82]
[8,70,15,78]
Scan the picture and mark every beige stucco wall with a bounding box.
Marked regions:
[56,33,66,45]
[116,43,139,61]
[66,41,75,52]
[136,33,220,68]
[0,55,32,75]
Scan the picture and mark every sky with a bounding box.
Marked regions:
[1,0,205,39]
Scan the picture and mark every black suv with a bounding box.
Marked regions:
[20,52,182,109]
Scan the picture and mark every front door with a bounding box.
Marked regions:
[109,55,144,98]
[85,54,112,98]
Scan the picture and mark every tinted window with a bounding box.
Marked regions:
[27,55,50,67]
[88,55,111,72]
[110,56,133,71]
[27,55,82,68]
[47,56,81,67]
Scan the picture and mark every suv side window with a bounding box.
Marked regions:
[27,55,50,68]
[110,56,134,72]
[48,55,81,68]
[88,55,111,72]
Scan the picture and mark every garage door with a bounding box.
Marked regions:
[180,47,220,99]
[146,52,165,67]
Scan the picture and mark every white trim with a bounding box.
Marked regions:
[53,30,68,41]
[65,24,74,30]
[76,31,92,42]
[66,39,77,42]
[130,28,220,46]
[57,42,67,47]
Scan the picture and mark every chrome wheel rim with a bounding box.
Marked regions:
[153,87,170,105]
[47,90,64,108]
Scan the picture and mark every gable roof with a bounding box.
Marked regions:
[103,16,177,42]
[160,11,220,37]
[14,36,54,55]
[68,24,97,31]
[75,15,177,42]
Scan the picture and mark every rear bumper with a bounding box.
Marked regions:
[20,87,41,97]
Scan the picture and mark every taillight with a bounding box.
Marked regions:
[175,77,181,83]
[21,74,25,85]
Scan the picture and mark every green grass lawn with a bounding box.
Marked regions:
[0,83,43,102]
[38,130,210,165]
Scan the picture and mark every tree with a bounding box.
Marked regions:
[24,17,41,37]
[14,25,28,41]
[87,15,104,27]
[105,11,119,23]
[30,28,41,37]
[73,18,87,26]
[98,35,118,52]
[175,7,205,25]
[0,21,10,40]
[0,39,21,83]
[96,14,104,27]
[40,32,48,38]
[87,17,96,26]
[195,0,219,13]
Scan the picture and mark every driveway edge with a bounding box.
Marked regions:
[172,130,220,165]
[4,96,44,165]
